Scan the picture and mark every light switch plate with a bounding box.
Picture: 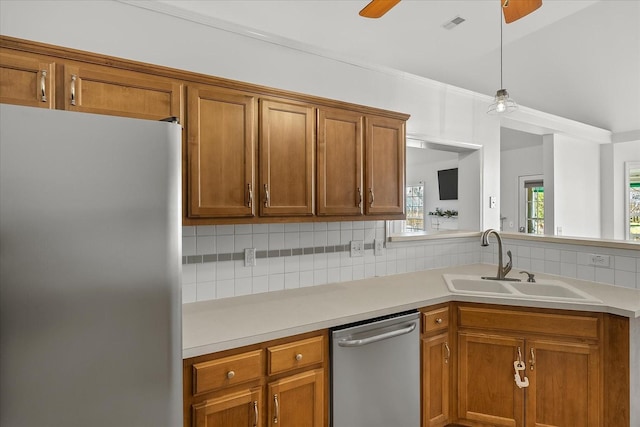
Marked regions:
[589,254,610,268]
[489,196,496,209]
[374,239,384,256]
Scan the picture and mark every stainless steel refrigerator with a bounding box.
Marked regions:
[0,104,183,426]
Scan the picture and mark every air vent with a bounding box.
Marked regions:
[443,16,466,30]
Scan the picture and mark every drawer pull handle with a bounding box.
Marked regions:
[295,353,303,361]
[40,70,47,102]
[435,318,443,324]
[273,393,279,424]
[253,401,258,427]
[226,370,235,379]
[70,74,77,106]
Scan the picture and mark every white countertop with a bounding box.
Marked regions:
[182,263,640,358]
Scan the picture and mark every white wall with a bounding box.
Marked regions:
[551,134,601,238]
[500,144,544,233]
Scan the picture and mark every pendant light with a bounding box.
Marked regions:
[488,3,518,114]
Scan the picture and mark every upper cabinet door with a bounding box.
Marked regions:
[0,51,54,109]
[317,108,364,216]
[365,115,405,215]
[260,99,315,217]
[63,63,182,121]
[187,85,256,218]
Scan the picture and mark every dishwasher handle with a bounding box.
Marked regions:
[337,321,417,347]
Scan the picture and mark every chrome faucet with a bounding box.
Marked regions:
[481,229,518,281]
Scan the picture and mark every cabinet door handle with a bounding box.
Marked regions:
[253,401,258,427]
[70,74,77,106]
[517,346,523,364]
[40,70,47,102]
[529,347,535,371]
[273,393,279,424]
[444,342,450,364]
[369,188,374,206]
[247,183,253,208]
[357,187,362,208]
[264,184,270,208]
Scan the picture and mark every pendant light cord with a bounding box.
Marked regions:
[500,4,503,89]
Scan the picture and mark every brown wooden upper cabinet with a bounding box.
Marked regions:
[0,50,55,109]
[63,63,182,121]
[187,85,256,218]
[259,99,315,217]
[317,108,364,216]
[365,115,406,215]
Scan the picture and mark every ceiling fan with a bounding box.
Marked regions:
[359,0,543,23]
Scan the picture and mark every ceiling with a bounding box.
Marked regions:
[157,0,639,135]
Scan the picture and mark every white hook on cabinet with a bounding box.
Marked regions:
[513,360,529,388]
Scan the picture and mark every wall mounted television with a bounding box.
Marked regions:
[437,168,458,200]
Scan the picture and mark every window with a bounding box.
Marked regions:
[627,163,640,241]
[524,180,544,235]
[405,184,424,231]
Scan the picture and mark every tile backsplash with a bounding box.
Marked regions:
[181,223,640,303]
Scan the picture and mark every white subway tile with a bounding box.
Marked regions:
[182,264,196,284]
[253,233,269,251]
[328,268,340,284]
[183,236,196,256]
[353,264,365,280]
[560,263,577,278]
[365,263,376,278]
[314,253,327,270]
[397,259,407,273]
[216,225,234,235]
[517,245,531,258]
[353,221,365,230]
[595,267,615,285]
[314,222,328,231]
[284,272,300,289]
[217,235,234,253]
[327,222,341,230]
[314,230,328,246]
[252,224,269,234]
[300,270,314,287]
[560,250,577,264]
[614,270,636,289]
[269,224,284,232]
[196,225,216,236]
[300,232,314,248]
[327,253,341,269]
[216,261,235,280]
[182,226,196,237]
[299,254,314,271]
[182,283,197,303]
[235,278,253,296]
[269,257,285,275]
[235,261,252,279]
[340,230,353,244]
[196,235,216,255]
[268,232,284,250]
[544,260,561,275]
[314,269,327,285]
[252,261,269,277]
[577,265,595,281]
[196,263,216,282]
[615,256,637,272]
[196,281,216,301]
[340,221,352,230]
[299,223,314,232]
[327,230,340,245]
[340,266,353,282]
[577,252,592,266]
[284,232,300,249]
[252,276,269,294]
[352,229,365,241]
[376,261,387,276]
[531,259,545,273]
[234,224,253,235]
[531,247,545,260]
[284,223,299,233]
[216,279,235,299]
[268,274,285,291]
[235,235,253,252]
[285,256,300,273]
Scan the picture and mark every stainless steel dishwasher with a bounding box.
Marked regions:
[331,310,420,427]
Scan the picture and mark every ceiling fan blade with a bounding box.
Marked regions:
[502,0,542,23]
[359,0,401,19]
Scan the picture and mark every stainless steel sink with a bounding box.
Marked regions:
[443,274,602,304]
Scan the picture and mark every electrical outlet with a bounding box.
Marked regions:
[588,254,610,268]
[350,240,364,257]
[374,239,384,256]
[244,248,256,267]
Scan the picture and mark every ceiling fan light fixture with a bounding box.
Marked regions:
[488,88,518,114]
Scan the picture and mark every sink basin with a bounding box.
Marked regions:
[443,274,602,304]
[447,278,512,294]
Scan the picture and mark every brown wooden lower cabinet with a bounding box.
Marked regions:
[183,330,328,427]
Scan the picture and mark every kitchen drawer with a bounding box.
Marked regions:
[458,306,599,340]
[422,306,449,334]
[192,349,263,395]
[267,335,324,376]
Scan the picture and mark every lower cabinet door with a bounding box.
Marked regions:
[267,369,324,427]
[526,340,600,427]
[192,387,262,427]
[422,333,450,427]
[458,332,525,427]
